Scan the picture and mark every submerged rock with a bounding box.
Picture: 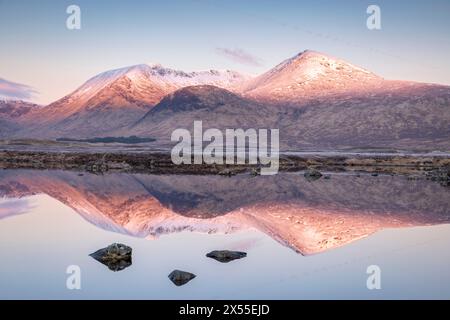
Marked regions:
[86,160,108,174]
[168,270,196,286]
[304,169,323,181]
[426,167,450,187]
[218,168,236,177]
[206,250,247,263]
[89,243,132,272]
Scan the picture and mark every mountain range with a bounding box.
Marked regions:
[2,50,450,151]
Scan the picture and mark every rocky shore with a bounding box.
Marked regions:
[1,149,449,181]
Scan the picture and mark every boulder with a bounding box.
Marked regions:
[168,270,196,286]
[218,168,236,177]
[426,167,450,186]
[303,169,322,181]
[89,243,132,272]
[206,250,247,263]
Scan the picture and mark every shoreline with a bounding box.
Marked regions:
[1,148,449,178]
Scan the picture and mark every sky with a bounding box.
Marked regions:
[0,0,449,104]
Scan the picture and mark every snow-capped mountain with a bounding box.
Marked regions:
[17,64,249,138]
[5,50,450,150]
[55,63,250,111]
[240,50,383,104]
[125,51,450,151]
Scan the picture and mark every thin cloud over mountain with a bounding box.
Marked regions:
[215,47,263,67]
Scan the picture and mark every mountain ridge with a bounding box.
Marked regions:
[4,50,450,151]
[15,64,250,139]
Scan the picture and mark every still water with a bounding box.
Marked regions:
[0,169,449,299]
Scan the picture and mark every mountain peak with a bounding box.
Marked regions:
[241,49,382,103]
[275,49,377,77]
[292,49,324,58]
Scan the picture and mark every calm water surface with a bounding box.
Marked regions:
[0,169,449,299]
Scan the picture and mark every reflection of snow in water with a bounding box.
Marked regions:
[232,237,263,251]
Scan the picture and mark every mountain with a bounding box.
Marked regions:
[126,87,450,151]
[128,51,450,151]
[1,170,450,255]
[0,100,41,138]
[5,50,450,151]
[277,81,450,150]
[126,85,281,142]
[16,64,249,139]
[240,50,383,105]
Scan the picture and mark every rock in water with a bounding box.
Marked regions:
[206,250,247,263]
[89,243,132,272]
[304,169,323,181]
[426,167,450,187]
[168,270,196,286]
[218,168,236,177]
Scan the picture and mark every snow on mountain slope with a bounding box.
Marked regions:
[17,64,249,138]
[65,64,249,109]
[240,50,383,104]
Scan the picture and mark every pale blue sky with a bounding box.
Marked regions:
[0,0,449,104]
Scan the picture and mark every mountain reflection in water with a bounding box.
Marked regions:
[0,169,449,255]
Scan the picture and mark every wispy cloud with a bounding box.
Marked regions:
[0,78,38,100]
[215,47,263,67]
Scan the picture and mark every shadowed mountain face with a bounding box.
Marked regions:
[127,85,281,140]
[1,170,449,255]
[126,83,450,150]
[277,82,450,150]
